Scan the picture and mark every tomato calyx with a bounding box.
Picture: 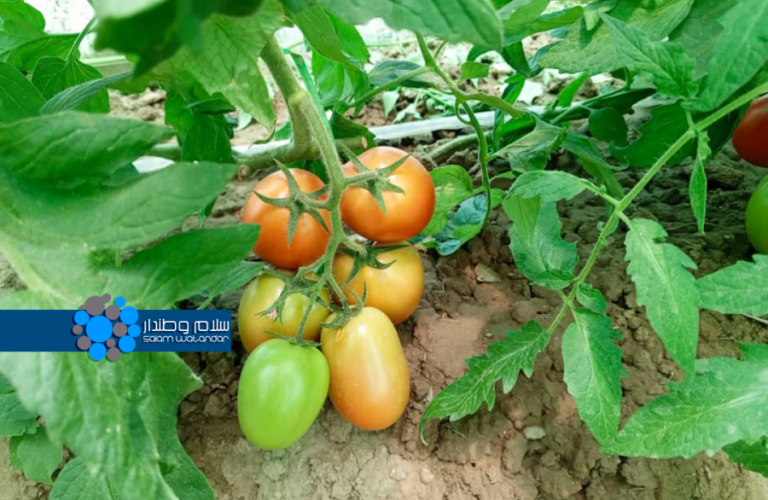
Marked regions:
[340,144,407,215]
[253,163,331,243]
[257,269,331,329]
[336,243,410,286]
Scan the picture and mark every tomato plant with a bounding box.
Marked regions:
[238,273,330,351]
[747,176,768,254]
[733,95,768,167]
[341,146,436,242]
[321,307,410,431]
[238,339,329,450]
[1,0,768,497]
[332,243,424,325]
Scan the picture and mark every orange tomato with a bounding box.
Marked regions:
[321,307,410,430]
[332,243,423,325]
[733,95,768,167]
[238,273,331,352]
[340,147,435,242]
[242,169,331,269]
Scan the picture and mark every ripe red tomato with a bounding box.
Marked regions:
[242,169,331,269]
[332,243,424,325]
[238,273,331,352]
[238,339,329,450]
[340,147,435,243]
[747,175,768,254]
[321,307,410,431]
[733,95,768,167]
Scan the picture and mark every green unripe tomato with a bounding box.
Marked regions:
[238,339,329,450]
[238,273,330,352]
[747,176,768,254]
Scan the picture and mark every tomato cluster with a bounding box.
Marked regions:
[237,147,434,449]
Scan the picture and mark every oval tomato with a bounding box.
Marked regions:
[747,176,768,254]
[321,307,410,430]
[332,243,423,325]
[242,169,331,269]
[238,273,330,352]
[733,95,768,167]
[340,147,435,243]
[238,339,329,450]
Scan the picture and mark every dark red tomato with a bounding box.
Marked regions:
[733,95,768,167]
[340,147,435,243]
[242,169,331,269]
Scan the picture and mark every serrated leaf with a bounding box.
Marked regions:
[603,344,768,458]
[295,0,503,49]
[460,61,490,80]
[32,57,110,113]
[9,426,63,485]
[0,374,36,438]
[600,14,697,99]
[610,103,693,168]
[625,218,699,375]
[669,0,737,77]
[41,72,130,115]
[725,437,768,477]
[0,60,44,122]
[538,0,694,74]
[697,255,768,316]
[690,131,710,234]
[502,194,539,241]
[49,458,114,500]
[498,119,566,171]
[0,0,46,63]
[4,33,78,72]
[509,202,577,290]
[563,309,625,442]
[686,0,768,112]
[576,283,606,315]
[419,321,550,441]
[508,170,590,203]
[0,112,173,184]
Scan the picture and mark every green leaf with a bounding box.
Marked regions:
[499,0,550,34]
[424,191,503,256]
[563,309,625,442]
[603,344,768,458]
[0,352,206,500]
[144,1,286,134]
[497,119,566,171]
[502,194,539,241]
[0,60,44,122]
[503,5,582,45]
[0,374,36,438]
[508,170,590,203]
[508,202,577,290]
[697,256,768,316]
[49,458,114,500]
[576,283,607,315]
[460,61,490,80]
[423,165,475,236]
[31,57,110,113]
[0,0,46,62]
[538,0,694,74]
[562,132,625,200]
[610,103,693,168]
[367,60,435,89]
[291,6,368,68]
[181,114,234,163]
[41,72,130,115]
[4,33,78,72]
[9,426,63,485]
[589,107,628,146]
[583,0,616,31]
[624,218,699,375]
[669,0,738,77]
[556,73,589,108]
[600,14,697,99]
[725,437,768,477]
[329,111,374,148]
[296,0,503,49]
[419,321,550,442]
[686,0,768,112]
[0,112,173,184]
[690,131,710,234]
[196,261,265,309]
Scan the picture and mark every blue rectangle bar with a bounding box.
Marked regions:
[0,310,231,353]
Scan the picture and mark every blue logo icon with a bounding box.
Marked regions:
[71,294,140,361]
